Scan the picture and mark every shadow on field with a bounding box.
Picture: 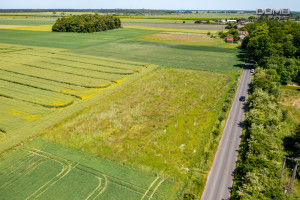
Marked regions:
[283,124,300,158]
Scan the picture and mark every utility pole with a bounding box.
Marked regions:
[280,157,300,196]
[289,160,299,196]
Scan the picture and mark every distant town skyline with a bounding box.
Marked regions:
[1,0,300,11]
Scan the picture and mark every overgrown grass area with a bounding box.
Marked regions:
[280,86,300,124]
[43,68,234,193]
[0,138,178,199]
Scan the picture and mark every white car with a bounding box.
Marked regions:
[250,69,255,73]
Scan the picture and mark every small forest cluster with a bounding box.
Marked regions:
[52,14,121,33]
[242,20,300,84]
[232,20,300,200]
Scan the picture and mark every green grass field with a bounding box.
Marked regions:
[0,138,178,200]
[0,17,242,199]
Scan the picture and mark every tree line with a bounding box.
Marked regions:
[231,20,300,199]
[52,14,121,33]
[242,20,300,84]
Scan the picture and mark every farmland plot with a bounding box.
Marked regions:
[0,43,153,153]
[0,139,178,200]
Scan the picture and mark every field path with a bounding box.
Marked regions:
[201,62,252,200]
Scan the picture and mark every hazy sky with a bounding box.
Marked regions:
[1,0,299,11]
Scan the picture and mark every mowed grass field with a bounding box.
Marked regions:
[0,17,242,199]
[0,139,178,200]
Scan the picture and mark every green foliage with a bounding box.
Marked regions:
[243,20,300,84]
[232,31,299,198]
[232,88,290,199]
[52,14,121,33]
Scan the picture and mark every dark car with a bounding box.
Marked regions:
[239,96,246,101]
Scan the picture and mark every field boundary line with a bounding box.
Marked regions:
[0,77,81,100]
[33,163,78,200]
[0,68,101,89]
[24,149,71,200]
[141,176,160,200]
[148,178,165,200]
[85,177,102,200]
[91,176,108,200]
[0,93,74,109]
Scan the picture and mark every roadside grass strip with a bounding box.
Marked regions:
[0,139,178,199]
[0,43,155,153]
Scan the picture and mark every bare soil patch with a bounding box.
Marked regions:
[0,25,27,29]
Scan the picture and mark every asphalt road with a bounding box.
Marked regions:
[201,62,253,200]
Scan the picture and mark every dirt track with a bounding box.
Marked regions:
[0,25,27,29]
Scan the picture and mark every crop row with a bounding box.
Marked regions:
[2,52,137,75]
[0,47,29,54]
[0,58,119,82]
[13,50,144,71]
[0,63,112,88]
[0,97,53,131]
[0,80,74,108]
[0,70,85,97]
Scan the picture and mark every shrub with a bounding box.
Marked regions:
[218,113,226,122]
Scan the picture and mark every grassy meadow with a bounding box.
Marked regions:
[43,68,233,180]
[0,16,242,199]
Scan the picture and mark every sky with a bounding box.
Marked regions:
[1,0,300,11]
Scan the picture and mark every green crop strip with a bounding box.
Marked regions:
[0,77,82,100]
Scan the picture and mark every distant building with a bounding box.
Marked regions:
[226,38,234,43]
[238,31,249,40]
[227,20,237,23]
